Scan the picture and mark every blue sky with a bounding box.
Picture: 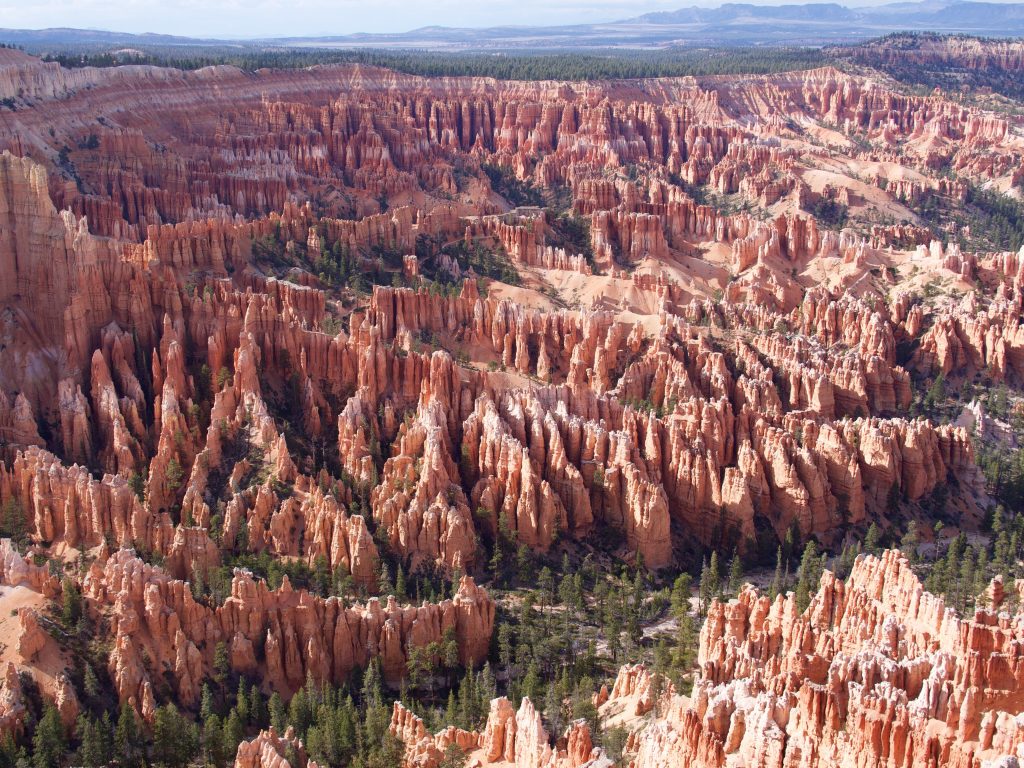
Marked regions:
[4,0,695,37]
[0,0,929,38]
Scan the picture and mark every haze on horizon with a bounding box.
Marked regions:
[1,0,1008,40]
[1,0,716,38]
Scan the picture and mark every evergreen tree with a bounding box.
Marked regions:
[378,562,394,596]
[769,546,785,599]
[670,573,692,617]
[269,691,286,733]
[224,709,245,756]
[76,714,111,768]
[249,683,267,728]
[60,579,83,627]
[439,743,468,768]
[203,715,228,768]
[395,565,407,601]
[152,703,199,768]
[900,521,921,563]
[699,552,721,614]
[114,704,143,768]
[82,663,101,703]
[33,705,66,768]
[213,641,230,692]
[520,663,541,705]
[794,540,823,613]
[543,680,563,736]
[728,550,743,595]
[200,683,215,722]
[865,522,882,555]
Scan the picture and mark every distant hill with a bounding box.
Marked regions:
[4,0,1024,51]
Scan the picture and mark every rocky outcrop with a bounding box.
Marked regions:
[0,663,25,735]
[391,695,611,768]
[233,728,319,768]
[616,550,1024,768]
[86,548,495,710]
[15,608,45,662]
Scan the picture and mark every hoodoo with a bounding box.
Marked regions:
[0,25,1018,768]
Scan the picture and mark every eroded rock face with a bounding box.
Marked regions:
[389,695,611,768]
[233,728,319,768]
[0,664,25,735]
[16,608,45,662]
[0,49,997,576]
[610,550,1024,768]
[0,43,1012,741]
[85,547,495,711]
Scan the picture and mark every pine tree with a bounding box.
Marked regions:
[77,714,111,768]
[445,689,458,726]
[543,680,563,736]
[269,691,286,733]
[248,683,266,728]
[235,679,251,724]
[378,562,394,596]
[900,521,921,563]
[83,663,100,702]
[489,528,506,587]
[224,708,245,756]
[203,715,227,768]
[152,703,199,768]
[439,743,468,768]
[728,550,743,595]
[361,659,383,711]
[520,662,541,705]
[114,705,143,768]
[479,662,497,712]
[213,640,230,692]
[699,552,721,614]
[865,522,882,555]
[288,686,313,737]
[794,540,821,613]
[769,546,785,600]
[976,547,990,596]
[60,579,83,627]
[960,549,977,614]
[395,565,407,601]
[33,704,66,768]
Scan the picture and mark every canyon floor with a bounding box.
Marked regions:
[0,35,1021,768]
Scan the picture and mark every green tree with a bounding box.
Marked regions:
[224,709,245,756]
[165,457,185,493]
[33,705,66,768]
[794,540,822,613]
[699,553,721,615]
[83,663,101,702]
[900,521,921,563]
[865,522,882,555]
[128,472,146,503]
[213,640,230,692]
[670,573,692,617]
[439,743,467,768]
[395,565,407,601]
[114,704,143,768]
[0,499,26,540]
[378,562,394,596]
[728,550,743,595]
[61,579,83,627]
[269,691,286,733]
[152,703,200,768]
[203,715,229,768]
[77,714,112,767]
[769,545,786,600]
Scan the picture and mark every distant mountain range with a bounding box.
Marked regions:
[4,0,1024,51]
